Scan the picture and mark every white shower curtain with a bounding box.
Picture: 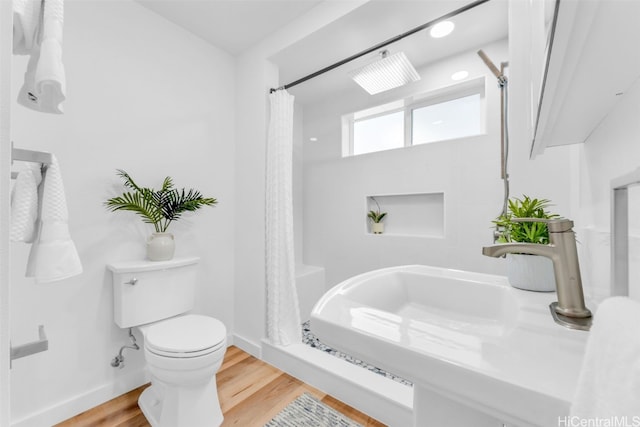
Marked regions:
[266,89,302,346]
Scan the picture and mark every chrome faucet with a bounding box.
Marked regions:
[482,218,592,331]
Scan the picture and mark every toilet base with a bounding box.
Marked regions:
[138,376,223,427]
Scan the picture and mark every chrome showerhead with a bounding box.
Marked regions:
[349,50,421,95]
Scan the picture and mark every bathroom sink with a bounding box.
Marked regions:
[311,265,589,427]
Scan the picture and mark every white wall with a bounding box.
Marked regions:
[576,77,640,302]
[9,1,235,424]
[232,53,274,355]
[301,39,576,289]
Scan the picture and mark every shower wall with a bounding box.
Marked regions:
[9,2,236,425]
[300,39,576,290]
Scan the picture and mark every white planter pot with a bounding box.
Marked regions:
[506,253,556,292]
[147,232,175,261]
[371,222,384,234]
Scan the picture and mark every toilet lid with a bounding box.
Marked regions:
[145,314,226,356]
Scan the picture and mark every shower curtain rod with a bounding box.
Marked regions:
[270,0,491,93]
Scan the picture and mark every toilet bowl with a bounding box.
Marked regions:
[107,257,227,427]
[138,314,227,427]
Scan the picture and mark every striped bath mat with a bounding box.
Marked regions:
[265,393,363,427]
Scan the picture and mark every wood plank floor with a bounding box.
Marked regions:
[55,346,386,427]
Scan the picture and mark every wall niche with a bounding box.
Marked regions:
[366,193,444,237]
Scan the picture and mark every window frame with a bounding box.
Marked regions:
[343,77,486,157]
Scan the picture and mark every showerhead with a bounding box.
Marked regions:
[477,49,507,86]
[477,49,501,79]
[349,50,421,95]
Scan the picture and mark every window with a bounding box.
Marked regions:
[412,93,482,145]
[353,110,404,155]
[343,79,485,157]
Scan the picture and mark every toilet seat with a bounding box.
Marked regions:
[144,314,226,359]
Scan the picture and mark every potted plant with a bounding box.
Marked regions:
[105,169,217,261]
[367,198,387,234]
[493,195,559,292]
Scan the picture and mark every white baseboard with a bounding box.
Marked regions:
[262,340,413,427]
[11,368,149,427]
[231,333,262,359]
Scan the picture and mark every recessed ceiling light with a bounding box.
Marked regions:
[451,71,469,81]
[430,21,455,38]
[309,137,318,142]
[348,50,421,95]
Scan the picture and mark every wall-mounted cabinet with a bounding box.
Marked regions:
[366,193,444,237]
[530,0,640,157]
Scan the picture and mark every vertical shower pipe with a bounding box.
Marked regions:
[477,50,509,240]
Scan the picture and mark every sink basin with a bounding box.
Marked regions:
[311,265,589,427]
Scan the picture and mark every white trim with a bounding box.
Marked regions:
[11,368,149,427]
[409,76,484,106]
[0,1,13,424]
[231,333,262,359]
[261,340,413,427]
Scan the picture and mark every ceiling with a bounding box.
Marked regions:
[136,0,323,55]
[270,0,509,105]
[136,0,509,105]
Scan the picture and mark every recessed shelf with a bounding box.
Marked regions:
[366,193,444,237]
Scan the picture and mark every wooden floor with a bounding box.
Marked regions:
[56,346,386,427]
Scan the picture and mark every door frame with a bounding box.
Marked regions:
[1,0,13,424]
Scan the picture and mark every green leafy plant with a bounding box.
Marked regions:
[367,210,387,223]
[367,197,387,223]
[105,169,217,233]
[493,195,559,244]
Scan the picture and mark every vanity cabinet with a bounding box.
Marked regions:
[529,0,640,157]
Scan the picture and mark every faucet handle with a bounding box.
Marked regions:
[511,217,573,232]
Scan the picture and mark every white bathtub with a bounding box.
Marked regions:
[264,264,415,426]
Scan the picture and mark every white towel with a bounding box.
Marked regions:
[26,155,82,283]
[10,163,43,243]
[12,0,41,55]
[570,297,640,418]
[15,0,66,114]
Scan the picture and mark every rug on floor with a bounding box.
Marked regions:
[264,393,363,427]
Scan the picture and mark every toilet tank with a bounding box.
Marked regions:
[107,257,200,328]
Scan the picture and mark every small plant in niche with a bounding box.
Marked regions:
[367,197,387,234]
[493,195,559,244]
[104,170,217,261]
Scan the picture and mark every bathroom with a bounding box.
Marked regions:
[1,0,639,426]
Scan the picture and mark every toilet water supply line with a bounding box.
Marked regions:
[477,50,510,242]
[111,328,140,369]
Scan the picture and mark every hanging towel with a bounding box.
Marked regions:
[26,155,82,283]
[13,0,41,55]
[570,297,640,419]
[10,163,43,243]
[15,0,66,114]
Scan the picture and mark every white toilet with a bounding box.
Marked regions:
[107,257,226,427]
